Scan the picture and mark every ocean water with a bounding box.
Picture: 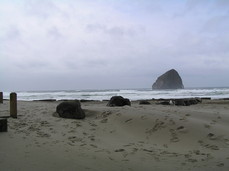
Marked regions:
[3,87,229,101]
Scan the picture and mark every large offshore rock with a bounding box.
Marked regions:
[56,100,85,119]
[152,69,184,89]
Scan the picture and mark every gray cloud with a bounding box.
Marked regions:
[0,0,229,91]
[86,24,137,37]
[24,0,60,18]
[47,27,63,40]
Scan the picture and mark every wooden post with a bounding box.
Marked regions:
[10,92,17,118]
[0,119,7,132]
[0,92,3,103]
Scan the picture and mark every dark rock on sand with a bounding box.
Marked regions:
[56,100,85,119]
[195,98,202,103]
[139,100,151,105]
[220,98,229,100]
[189,99,198,105]
[174,98,201,106]
[0,119,7,132]
[157,101,171,105]
[152,69,184,89]
[201,97,211,100]
[80,99,98,103]
[157,98,202,106]
[174,99,186,106]
[34,99,56,102]
[107,96,131,107]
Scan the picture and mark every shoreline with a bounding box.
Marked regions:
[1,99,229,170]
[2,87,229,102]
[3,97,229,102]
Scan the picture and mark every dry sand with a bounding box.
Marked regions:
[0,99,229,171]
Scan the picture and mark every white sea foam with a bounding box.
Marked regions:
[3,88,229,101]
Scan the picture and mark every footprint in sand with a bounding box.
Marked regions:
[217,163,224,167]
[179,116,188,122]
[198,140,219,150]
[207,133,217,140]
[90,128,96,131]
[100,118,108,123]
[90,144,98,148]
[140,115,147,120]
[164,115,169,121]
[96,111,112,119]
[210,120,217,125]
[123,143,135,147]
[68,129,76,133]
[169,129,180,142]
[207,133,229,146]
[169,119,176,125]
[88,135,95,141]
[36,131,51,138]
[224,139,229,145]
[110,130,116,133]
[177,126,184,130]
[130,148,138,155]
[176,126,188,133]
[116,112,122,116]
[83,132,88,136]
[204,124,211,129]
[217,115,222,119]
[63,124,69,128]
[108,156,114,161]
[115,149,125,152]
[149,119,166,133]
[40,121,51,127]
[125,119,133,123]
[142,149,153,153]
[68,136,83,143]
[89,122,97,127]
[163,144,168,148]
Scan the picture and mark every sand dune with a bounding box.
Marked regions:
[0,99,229,170]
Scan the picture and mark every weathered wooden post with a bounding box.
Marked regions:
[0,119,7,132]
[10,92,17,118]
[0,92,3,103]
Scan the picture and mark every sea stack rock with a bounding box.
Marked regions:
[152,69,184,89]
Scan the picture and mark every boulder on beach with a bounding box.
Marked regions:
[107,96,131,107]
[0,119,7,132]
[174,99,187,106]
[139,100,151,105]
[56,100,85,119]
[174,98,201,106]
[157,98,202,106]
[152,69,184,89]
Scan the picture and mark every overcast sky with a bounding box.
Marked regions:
[1,0,229,91]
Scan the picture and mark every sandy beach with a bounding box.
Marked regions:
[1,99,229,171]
